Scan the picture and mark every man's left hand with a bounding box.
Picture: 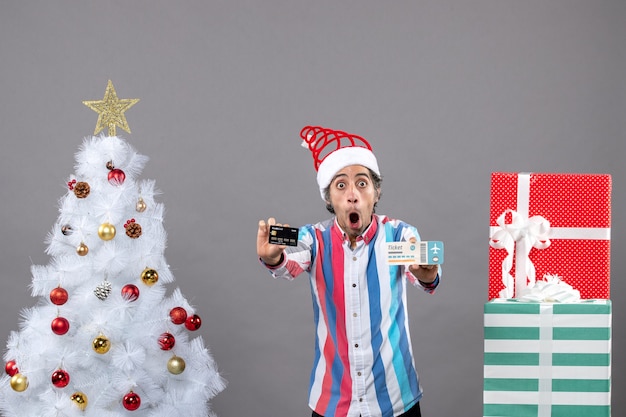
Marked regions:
[406,236,438,283]
[408,264,438,283]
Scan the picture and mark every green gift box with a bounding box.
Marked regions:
[483,299,611,417]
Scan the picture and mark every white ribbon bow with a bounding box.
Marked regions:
[490,209,551,298]
[518,273,581,303]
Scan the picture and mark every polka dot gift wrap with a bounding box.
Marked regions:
[488,173,612,300]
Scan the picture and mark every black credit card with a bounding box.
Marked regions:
[269,225,299,246]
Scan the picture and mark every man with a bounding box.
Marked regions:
[256,126,440,417]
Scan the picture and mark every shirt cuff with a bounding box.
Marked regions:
[418,274,439,290]
[259,252,285,269]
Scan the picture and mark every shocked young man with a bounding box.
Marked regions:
[256,126,440,417]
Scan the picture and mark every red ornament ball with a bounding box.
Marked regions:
[169,307,187,325]
[123,391,141,411]
[185,314,202,331]
[51,317,70,335]
[5,360,18,377]
[158,332,176,351]
[108,169,126,186]
[51,369,70,388]
[50,287,69,305]
[121,284,140,301]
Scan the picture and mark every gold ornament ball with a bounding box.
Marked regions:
[10,373,29,392]
[136,197,147,212]
[98,223,116,241]
[167,355,186,375]
[141,268,159,286]
[71,392,88,411]
[76,242,89,256]
[92,335,111,354]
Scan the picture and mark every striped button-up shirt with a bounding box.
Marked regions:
[263,214,439,417]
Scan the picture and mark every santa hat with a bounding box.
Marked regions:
[300,125,380,200]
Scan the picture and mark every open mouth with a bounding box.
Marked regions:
[349,212,360,226]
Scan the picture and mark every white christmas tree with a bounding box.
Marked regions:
[0,81,225,417]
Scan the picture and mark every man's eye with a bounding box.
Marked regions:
[337,183,346,189]
[358,181,367,187]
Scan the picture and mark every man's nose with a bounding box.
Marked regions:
[347,185,359,202]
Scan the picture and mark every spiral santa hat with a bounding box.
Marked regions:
[300,125,380,200]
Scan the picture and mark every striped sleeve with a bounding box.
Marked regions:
[261,225,314,281]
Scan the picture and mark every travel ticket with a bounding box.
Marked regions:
[385,241,444,265]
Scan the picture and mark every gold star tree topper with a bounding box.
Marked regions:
[83,80,140,136]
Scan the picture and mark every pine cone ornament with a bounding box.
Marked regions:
[94,280,112,300]
[73,181,90,198]
[124,219,142,238]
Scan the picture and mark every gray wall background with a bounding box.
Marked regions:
[1,1,624,416]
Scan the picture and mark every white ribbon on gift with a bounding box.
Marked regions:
[490,209,551,298]
[520,278,581,417]
[538,303,554,417]
[489,173,610,298]
[518,273,581,303]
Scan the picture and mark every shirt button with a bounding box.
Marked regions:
[354,344,359,348]
[359,398,363,402]
[353,313,357,317]
[352,257,357,261]
[352,283,357,288]
[357,371,362,376]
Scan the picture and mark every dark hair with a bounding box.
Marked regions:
[323,168,382,214]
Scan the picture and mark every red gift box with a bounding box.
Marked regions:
[488,172,611,300]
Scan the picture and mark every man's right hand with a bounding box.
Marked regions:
[257,217,288,266]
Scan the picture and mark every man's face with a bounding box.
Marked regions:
[326,165,380,240]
